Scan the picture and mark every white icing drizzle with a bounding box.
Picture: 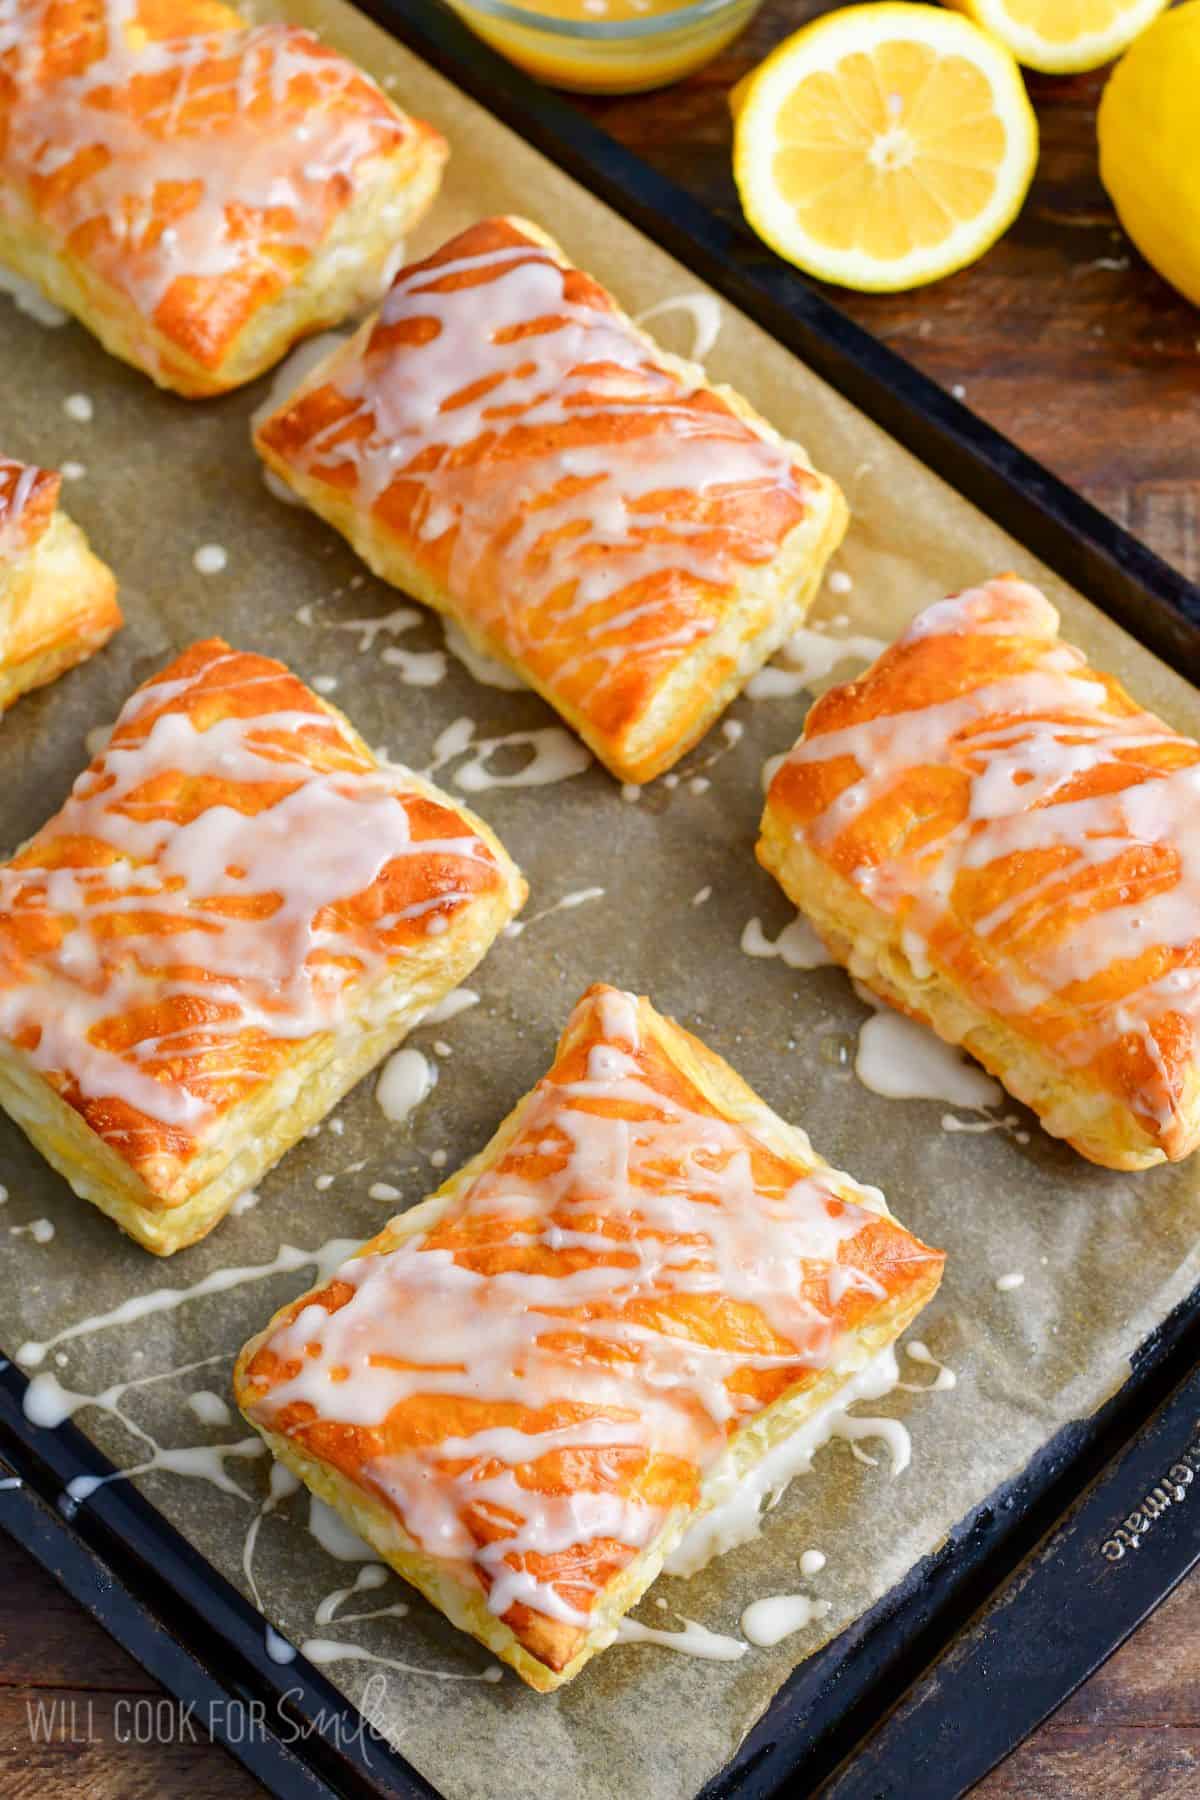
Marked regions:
[375,1048,436,1124]
[263,225,811,735]
[442,620,524,692]
[298,599,448,687]
[503,885,605,939]
[665,1345,907,1577]
[741,914,833,970]
[740,1593,831,1648]
[419,987,479,1026]
[186,1390,232,1426]
[330,604,420,650]
[0,264,67,326]
[832,1412,911,1472]
[21,1350,266,1512]
[761,751,787,794]
[426,715,592,791]
[940,1111,1027,1142]
[17,1236,360,1368]
[358,617,444,684]
[0,4,412,378]
[614,1616,747,1661]
[9,1216,54,1243]
[241,988,922,1638]
[265,1627,297,1664]
[783,578,1200,1144]
[318,604,446,687]
[83,720,114,759]
[902,1341,956,1392]
[0,644,501,1146]
[746,626,886,701]
[307,1494,379,1562]
[314,1561,391,1626]
[855,1009,1003,1109]
[242,1462,302,1609]
[634,291,723,362]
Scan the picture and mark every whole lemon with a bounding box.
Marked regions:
[1098,1,1200,308]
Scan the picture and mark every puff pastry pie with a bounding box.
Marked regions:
[235,983,943,1689]
[0,0,447,396]
[0,639,524,1253]
[760,575,1200,1170]
[254,216,848,783]
[0,455,121,712]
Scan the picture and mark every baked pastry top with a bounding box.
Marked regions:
[0,0,447,395]
[0,638,524,1252]
[236,983,943,1689]
[254,215,848,783]
[0,453,121,712]
[760,575,1200,1170]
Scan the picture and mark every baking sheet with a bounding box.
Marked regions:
[3,6,1200,1798]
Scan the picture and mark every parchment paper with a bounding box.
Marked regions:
[2,6,1199,1797]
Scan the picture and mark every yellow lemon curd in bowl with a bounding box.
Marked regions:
[446,0,762,94]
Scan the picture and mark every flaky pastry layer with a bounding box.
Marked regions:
[255,216,848,781]
[0,458,121,712]
[0,1,447,395]
[0,639,524,1252]
[761,575,1200,1169]
[236,984,942,1687]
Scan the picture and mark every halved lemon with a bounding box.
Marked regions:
[733,3,1038,293]
[945,0,1171,75]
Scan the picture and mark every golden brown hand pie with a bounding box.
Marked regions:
[0,0,447,396]
[235,983,943,1689]
[0,638,524,1253]
[254,215,848,782]
[760,575,1200,1170]
[0,454,121,712]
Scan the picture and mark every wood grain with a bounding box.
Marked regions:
[3,2,1198,1796]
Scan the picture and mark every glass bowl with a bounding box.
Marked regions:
[445,0,763,94]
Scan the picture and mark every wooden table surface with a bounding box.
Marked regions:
[3,3,1198,1796]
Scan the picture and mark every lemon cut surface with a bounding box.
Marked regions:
[947,0,1171,75]
[734,4,1038,294]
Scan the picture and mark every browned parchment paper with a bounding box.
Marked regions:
[2,5,1199,1797]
